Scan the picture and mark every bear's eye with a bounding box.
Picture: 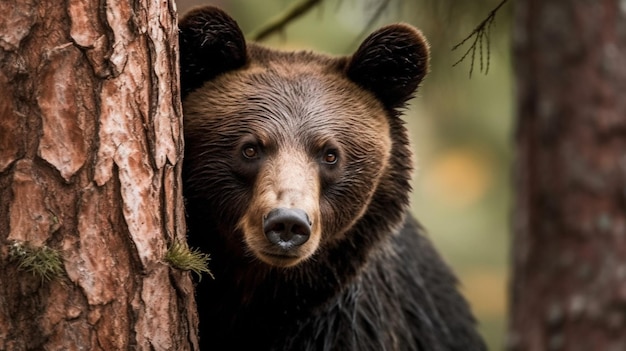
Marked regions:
[242,145,258,159]
[322,151,338,165]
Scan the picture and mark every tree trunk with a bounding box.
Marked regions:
[510,0,626,350]
[0,0,198,350]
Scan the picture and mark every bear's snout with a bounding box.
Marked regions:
[263,208,311,249]
[238,150,322,267]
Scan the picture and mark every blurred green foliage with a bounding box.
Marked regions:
[177,1,513,349]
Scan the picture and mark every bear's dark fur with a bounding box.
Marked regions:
[179,6,486,351]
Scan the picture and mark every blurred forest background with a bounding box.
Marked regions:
[177,0,513,349]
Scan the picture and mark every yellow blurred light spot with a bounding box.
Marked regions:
[461,269,508,317]
[420,148,493,208]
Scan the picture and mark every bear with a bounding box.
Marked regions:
[179,6,487,351]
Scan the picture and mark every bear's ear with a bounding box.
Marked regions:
[179,6,247,96]
[346,24,430,109]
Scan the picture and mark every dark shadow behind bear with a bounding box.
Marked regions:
[179,6,487,351]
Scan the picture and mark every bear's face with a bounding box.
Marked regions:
[180,7,429,269]
[183,63,392,267]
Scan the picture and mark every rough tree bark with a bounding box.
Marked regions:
[510,0,626,350]
[0,0,198,350]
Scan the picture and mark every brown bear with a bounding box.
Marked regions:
[179,6,486,351]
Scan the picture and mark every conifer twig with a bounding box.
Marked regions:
[452,0,509,77]
[250,0,323,41]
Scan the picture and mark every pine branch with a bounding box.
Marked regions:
[249,0,323,41]
[452,0,509,77]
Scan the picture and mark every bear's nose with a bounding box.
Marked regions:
[263,208,311,249]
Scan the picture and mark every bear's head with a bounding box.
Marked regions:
[180,7,429,271]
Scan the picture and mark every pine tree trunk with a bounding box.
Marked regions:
[0,0,198,349]
[510,0,626,349]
